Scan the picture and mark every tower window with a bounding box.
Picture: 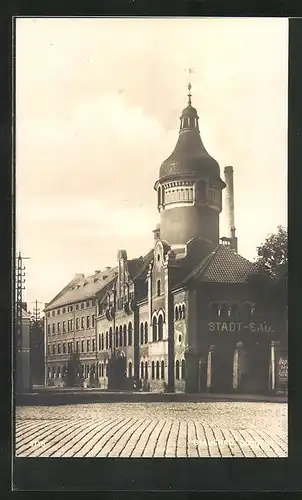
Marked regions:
[158,186,161,207]
[144,322,148,343]
[145,361,148,379]
[123,325,127,346]
[158,314,163,341]
[152,316,157,342]
[140,323,144,344]
[128,322,133,346]
[128,361,132,378]
[156,280,161,297]
[141,361,144,378]
[175,306,179,321]
[156,361,160,380]
[161,360,165,380]
[151,361,155,379]
[176,360,180,380]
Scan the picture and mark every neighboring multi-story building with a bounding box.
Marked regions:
[44,268,117,386]
[44,85,287,394]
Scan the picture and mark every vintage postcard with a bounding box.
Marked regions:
[14,17,288,469]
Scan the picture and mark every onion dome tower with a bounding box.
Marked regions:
[154,83,226,252]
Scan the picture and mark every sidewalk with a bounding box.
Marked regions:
[16,388,287,405]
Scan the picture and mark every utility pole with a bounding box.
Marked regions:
[15,252,30,393]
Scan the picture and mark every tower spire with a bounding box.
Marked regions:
[188,82,192,105]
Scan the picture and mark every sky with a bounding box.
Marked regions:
[16,17,288,311]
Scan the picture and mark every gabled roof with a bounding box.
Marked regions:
[182,244,257,285]
[129,249,154,281]
[45,267,118,310]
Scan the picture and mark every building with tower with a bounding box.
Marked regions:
[44,84,287,395]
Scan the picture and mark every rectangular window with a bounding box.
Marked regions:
[52,324,55,334]
[52,344,56,355]
[52,310,55,316]
[76,318,80,330]
[57,322,61,333]
[47,325,50,335]
[92,315,95,328]
[63,343,66,354]
[92,300,95,306]
[87,340,90,352]
[47,345,51,355]
[47,312,50,318]
[76,341,79,353]
[81,317,85,329]
[87,316,90,328]
[62,307,66,314]
[57,344,61,354]
[81,302,85,309]
[57,309,60,315]
[92,339,95,352]
[98,334,101,350]
[76,304,79,310]
[86,301,90,307]
[70,319,73,331]
[62,321,66,333]
[81,340,85,352]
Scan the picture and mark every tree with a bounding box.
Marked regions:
[255,225,287,280]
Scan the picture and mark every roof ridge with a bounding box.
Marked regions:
[181,245,219,285]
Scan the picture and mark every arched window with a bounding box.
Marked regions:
[128,361,132,378]
[158,314,163,341]
[141,361,144,378]
[152,316,157,342]
[196,180,206,202]
[115,327,119,347]
[161,360,165,379]
[181,359,186,380]
[145,361,148,379]
[158,186,161,207]
[176,360,180,380]
[151,361,155,379]
[182,304,186,319]
[157,280,161,297]
[105,332,108,350]
[123,325,127,346]
[183,117,189,128]
[156,361,160,379]
[119,325,123,346]
[106,363,108,377]
[109,329,112,348]
[144,322,148,343]
[128,322,132,346]
[140,323,144,344]
[175,306,179,321]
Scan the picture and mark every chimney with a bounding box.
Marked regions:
[224,166,238,252]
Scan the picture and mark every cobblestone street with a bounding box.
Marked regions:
[15,402,287,458]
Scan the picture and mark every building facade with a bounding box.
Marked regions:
[44,85,287,394]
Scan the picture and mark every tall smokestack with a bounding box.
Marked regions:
[224,166,238,252]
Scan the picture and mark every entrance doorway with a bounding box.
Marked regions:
[238,342,269,394]
[210,346,234,393]
[108,353,126,390]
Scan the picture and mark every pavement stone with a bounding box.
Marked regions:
[15,401,287,458]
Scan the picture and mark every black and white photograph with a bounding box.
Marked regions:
[14,17,288,462]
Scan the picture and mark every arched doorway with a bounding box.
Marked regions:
[210,344,234,393]
[237,341,270,394]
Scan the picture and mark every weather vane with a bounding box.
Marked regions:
[184,66,195,105]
